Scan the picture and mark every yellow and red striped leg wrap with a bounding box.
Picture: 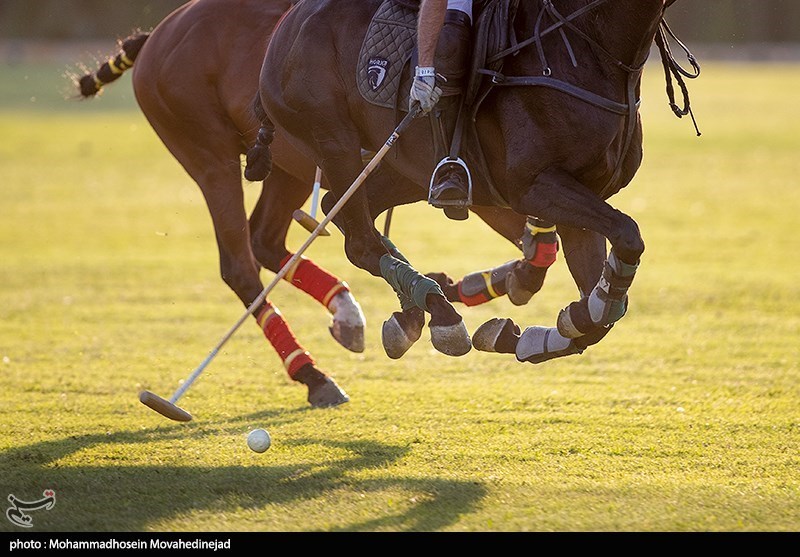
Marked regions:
[451,260,517,307]
[522,218,559,268]
[256,304,314,379]
[280,254,349,310]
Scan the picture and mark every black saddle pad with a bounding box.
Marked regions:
[357,0,418,110]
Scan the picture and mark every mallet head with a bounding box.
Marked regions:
[139,390,192,422]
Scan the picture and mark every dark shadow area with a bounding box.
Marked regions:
[0,412,487,532]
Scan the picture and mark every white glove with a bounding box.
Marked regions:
[409,66,441,114]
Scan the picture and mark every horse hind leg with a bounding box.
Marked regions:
[429,216,559,307]
[475,168,644,363]
[142,116,346,406]
[556,249,638,338]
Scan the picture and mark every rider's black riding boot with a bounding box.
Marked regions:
[429,149,471,221]
[428,9,472,221]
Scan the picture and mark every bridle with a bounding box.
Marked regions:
[472,0,700,199]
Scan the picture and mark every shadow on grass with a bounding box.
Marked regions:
[0,410,487,532]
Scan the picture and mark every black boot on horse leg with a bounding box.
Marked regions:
[427,8,473,221]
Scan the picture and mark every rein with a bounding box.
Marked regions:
[655,18,702,136]
[471,0,700,200]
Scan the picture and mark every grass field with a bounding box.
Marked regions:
[0,54,799,533]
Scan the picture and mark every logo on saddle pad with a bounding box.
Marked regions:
[368,57,390,91]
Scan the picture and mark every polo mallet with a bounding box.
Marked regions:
[293,166,331,236]
[139,105,422,422]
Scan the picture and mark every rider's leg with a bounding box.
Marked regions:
[427,6,473,218]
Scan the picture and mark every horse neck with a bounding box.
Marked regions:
[517,0,666,73]
[589,0,665,71]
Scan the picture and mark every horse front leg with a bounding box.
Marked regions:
[474,168,643,363]
[319,141,471,360]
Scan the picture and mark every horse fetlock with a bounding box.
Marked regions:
[585,250,637,326]
[516,326,582,364]
[573,323,614,351]
[430,319,472,357]
[329,291,366,326]
[425,272,461,303]
[506,261,547,306]
[557,297,594,339]
[559,250,637,337]
[380,254,444,312]
[473,318,520,354]
[426,294,462,328]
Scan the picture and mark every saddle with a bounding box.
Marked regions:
[357,0,510,112]
[356,0,520,207]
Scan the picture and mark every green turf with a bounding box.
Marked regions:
[0,57,798,533]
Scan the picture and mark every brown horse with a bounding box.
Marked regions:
[257,0,693,363]
[77,0,578,403]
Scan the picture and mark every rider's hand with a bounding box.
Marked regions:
[409,66,441,114]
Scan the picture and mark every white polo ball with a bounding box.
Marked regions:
[247,428,271,453]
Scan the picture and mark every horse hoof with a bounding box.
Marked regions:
[473,318,520,353]
[382,312,423,360]
[329,291,366,353]
[307,377,350,408]
[329,324,365,353]
[430,320,472,357]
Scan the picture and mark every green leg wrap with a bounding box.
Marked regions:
[381,236,415,312]
[381,236,408,263]
[380,254,444,312]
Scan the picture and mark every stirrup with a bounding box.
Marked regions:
[428,157,472,209]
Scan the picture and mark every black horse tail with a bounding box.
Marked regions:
[244,93,275,182]
[77,33,150,98]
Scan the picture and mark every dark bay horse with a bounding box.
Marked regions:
[77,0,575,403]
[258,0,687,363]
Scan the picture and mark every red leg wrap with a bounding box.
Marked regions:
[256,304,315,378]
[457,283,491,307]
[529,241,559,268]
[280,254,349,309]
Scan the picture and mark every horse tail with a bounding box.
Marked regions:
[244,93,275,182]
[77,32,150,98]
